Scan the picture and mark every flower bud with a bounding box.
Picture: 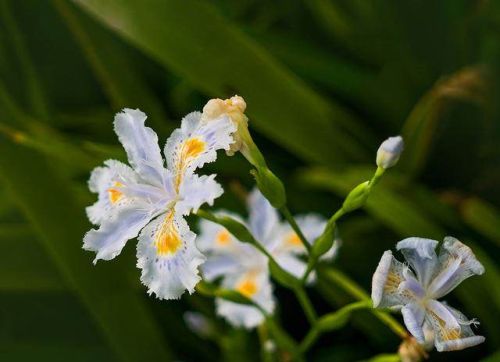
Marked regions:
[398,337,428,362]
[183,311,214,338]
[251,166,286,209]
[376,136,404,169]
[202,95,249,155]
[342,181,370,212]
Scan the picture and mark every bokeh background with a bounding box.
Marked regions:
[0,0,499,361]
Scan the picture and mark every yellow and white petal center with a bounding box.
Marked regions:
[107,181,124,203]
[155,212,182,256]
[215,229,232,247]
[236,277,258,298]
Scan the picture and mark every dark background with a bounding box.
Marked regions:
[0,1,498,361]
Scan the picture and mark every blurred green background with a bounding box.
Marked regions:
[0,0,499,361]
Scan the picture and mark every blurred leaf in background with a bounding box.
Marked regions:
[0,0,499,361]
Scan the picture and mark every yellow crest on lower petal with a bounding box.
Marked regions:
[285,232,302,246]
[236,278,258,298]
[155,212,182,255]
[215,230,231,246]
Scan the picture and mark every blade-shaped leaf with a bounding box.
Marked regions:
[72,0,370,165]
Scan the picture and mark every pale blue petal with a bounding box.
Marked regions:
[372,251,414,308]
[401,302,426,343]
[248,188,280,243]
[201,254,240,281]
[83,205,154,262]
[396,237,439,288]
[114,109,165,186]
[426,300,485,351]
[428,237,485,299]
[177,173,223,215]
[216,269,275,329]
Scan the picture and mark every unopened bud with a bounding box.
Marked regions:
[376,136,404,169]
[202,95,249,155]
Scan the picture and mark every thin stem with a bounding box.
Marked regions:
[301,208,345,284]
[294,286,317,325]
[258,324,274,362]
[320,267,408,339]
[280,206,311,253]
[299,327,319,353]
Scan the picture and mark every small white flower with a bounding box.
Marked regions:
[197,189,340,328]
[376,135,404,169]
[84,108,235,300]
[372,237,485,352]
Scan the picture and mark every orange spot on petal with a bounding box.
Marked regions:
[215,230,231,246]
[107,182,124,203]
[286,233,302,246]
[237,278,258,298]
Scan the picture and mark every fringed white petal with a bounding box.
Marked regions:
[401,302,426,343]
[114,109,165,186]
[425,300,485,351]
[83,205,154,262]
[137,212,205,300]
[164,112,236,176]
[176,173,223,215]
[86,159,140,225]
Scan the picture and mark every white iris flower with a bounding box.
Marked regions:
[84,108,235,299]
[372,237,485,351]
[197,189,340,328]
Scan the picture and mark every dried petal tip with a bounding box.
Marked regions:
[376,135,404,169]
[202,95,248,155]
[399,337,428,362]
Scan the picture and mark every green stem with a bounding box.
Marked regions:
[299,327,319,353]
[294,286,317,325]
[301,208,345,283]
[280,206,311,253]
[258,325,274,362]
[320,267,407,339]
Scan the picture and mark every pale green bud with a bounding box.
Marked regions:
[342,181,370,212]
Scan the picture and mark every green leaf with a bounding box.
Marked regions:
[400,67,488,177]
[461,197,500,246]
[72,0,370,165]
[52,0,174,134]
[0,131,171,361]
[0,224,65,291]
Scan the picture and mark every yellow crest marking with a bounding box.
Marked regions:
[236,278,258,298]
[384,272,402,293]
[174,138,207,190]
[429,310,461,341]
[107,181,124,203]
[285,232,302,246]
[215,230,231,246]
[155,212,182,255]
